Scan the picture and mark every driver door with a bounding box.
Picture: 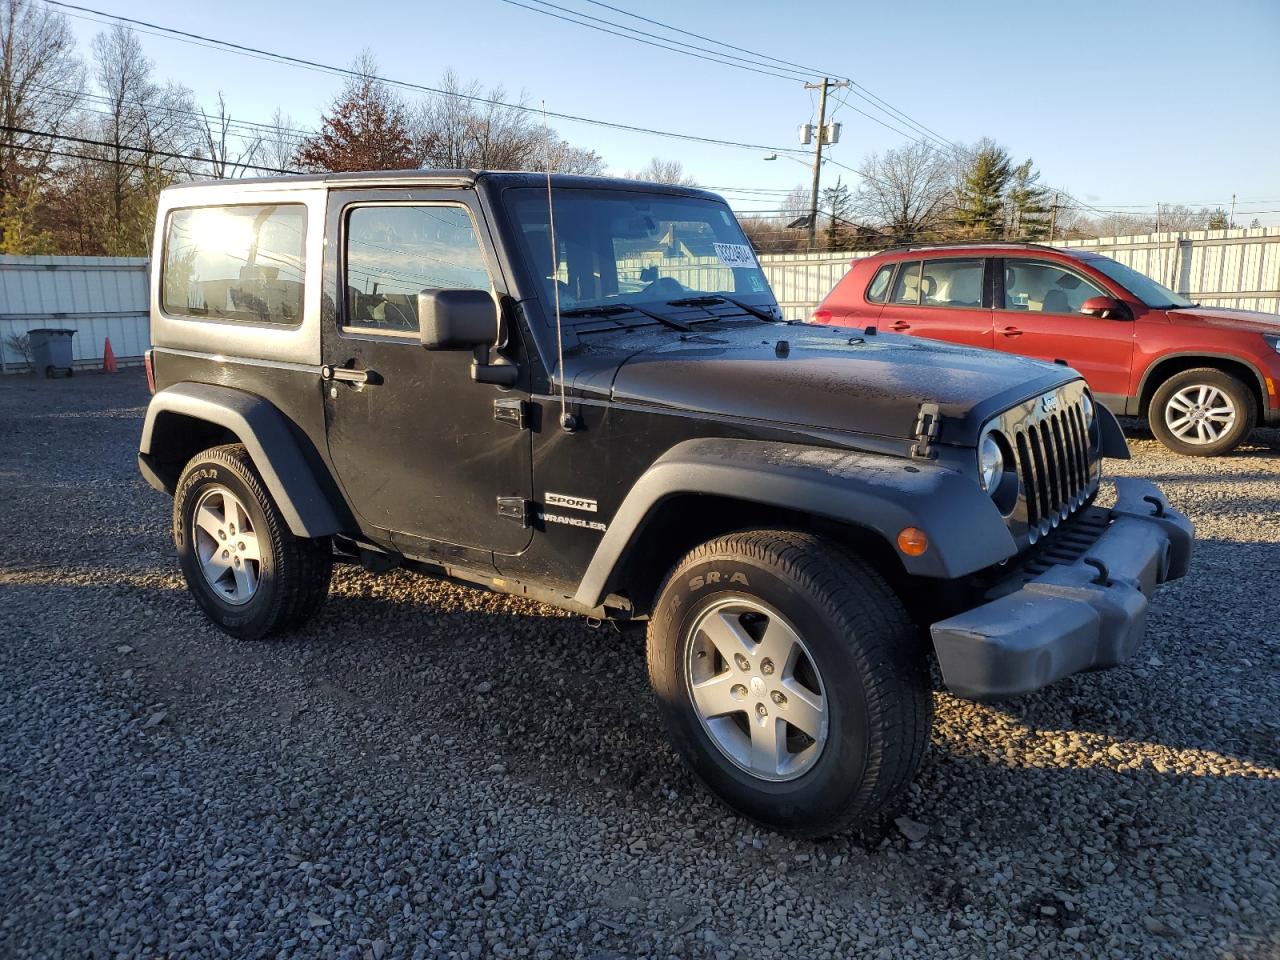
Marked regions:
[320,189,533,560]
[994,258,1135,400]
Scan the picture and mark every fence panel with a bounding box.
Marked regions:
[0,256,150,373]
[759,227,1280,318]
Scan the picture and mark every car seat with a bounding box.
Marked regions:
[1041,288,1069,313]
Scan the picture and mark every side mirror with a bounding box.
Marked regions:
[418,289,498,349]
[1080,296,1131,321]
[417,288,518,387]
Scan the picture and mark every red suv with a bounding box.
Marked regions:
[814,243,1280,455]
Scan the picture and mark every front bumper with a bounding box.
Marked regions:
[931,478,1194,702]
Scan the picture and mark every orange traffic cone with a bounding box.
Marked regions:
[102,337,118,374]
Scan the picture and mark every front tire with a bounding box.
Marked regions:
[1148,368,1255,456]
[174,444,332,639]
[647,530,932,838]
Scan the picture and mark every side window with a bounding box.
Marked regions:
[865,263,894,303]
[162,204,306,324]
[344,205,491,333]
[919,259,984,307]
[1004,260,1105,314]
[889,260,922,304]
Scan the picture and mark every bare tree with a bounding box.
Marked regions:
[86,25,198,253]
[0,0,84,251]
[260,107,301,173]
[411,69,603,174]
[625,157,696,185]
[296,53,415,173]
[199,93,262,179]
[853,142,951,243]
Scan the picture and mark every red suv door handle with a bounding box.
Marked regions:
[891,321,911,331]
[1001,325,1023,338]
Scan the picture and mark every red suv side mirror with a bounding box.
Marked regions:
[1080,296,1131,320]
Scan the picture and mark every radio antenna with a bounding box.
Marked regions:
[541,100,573,431]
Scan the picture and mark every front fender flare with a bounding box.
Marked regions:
[574,438,1016,609]
[139,382,345,538]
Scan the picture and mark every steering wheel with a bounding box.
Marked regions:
[640,276,686,299]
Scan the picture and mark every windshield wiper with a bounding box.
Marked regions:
[559,302,692,332]
[665,295,778,322]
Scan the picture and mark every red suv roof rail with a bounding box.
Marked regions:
[879,240,1067,255]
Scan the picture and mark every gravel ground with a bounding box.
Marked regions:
[1,369,1277,960]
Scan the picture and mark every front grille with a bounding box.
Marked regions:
[1014,398,1091,531]
[989,382,1100,545]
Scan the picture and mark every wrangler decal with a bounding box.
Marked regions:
[538,510,606,532]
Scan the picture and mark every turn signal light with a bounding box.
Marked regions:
[897,527,929,557]
[812,308,833,324]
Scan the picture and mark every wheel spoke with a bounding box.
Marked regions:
[698,611,757,664]
[232,561,258,599]
[194,505,224,541]
[236,530,261,562]
[202,545,232,580]
[755,617,799,669]
[1167,393,1194,412]
[749,716,785,777]
[779,679,825,740]
[1205,406,1235,422]
[1168,416,1195,438]
[690,671,742,719]
[1196,385,1209,406]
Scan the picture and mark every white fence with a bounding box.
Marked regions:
[758,226,1280,319]
[0,256,149,373]
[3,228,1277,372]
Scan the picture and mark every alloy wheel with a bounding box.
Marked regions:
[1164,384,1237,445]
[192,485,261,605]
[684,598,829,782]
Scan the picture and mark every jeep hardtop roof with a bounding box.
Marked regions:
[161,169,724,202]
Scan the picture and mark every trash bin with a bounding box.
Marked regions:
[27,328,76,378]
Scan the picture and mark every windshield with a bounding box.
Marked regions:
[1085,256,1195,309]
[505,187,775,321]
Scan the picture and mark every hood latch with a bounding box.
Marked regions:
[911,402,941,461]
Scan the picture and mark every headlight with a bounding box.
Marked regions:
[979,434,1004,492]
[1081,392,1095,426]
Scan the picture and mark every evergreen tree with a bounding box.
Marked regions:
[1006,158,1051,240]
[954,142,1012,239]
[820,176,856,250]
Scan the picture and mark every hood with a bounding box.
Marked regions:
[1166,306,1280,335]
[568,322,1078,446]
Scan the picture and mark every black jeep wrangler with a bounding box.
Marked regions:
[138,171,1193,836]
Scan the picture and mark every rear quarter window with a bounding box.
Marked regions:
[162,204,307,325]
[865,263,894,303]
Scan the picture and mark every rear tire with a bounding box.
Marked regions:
[174,444,332,639]
[1148,367,1255,456]
[647,529,932,838]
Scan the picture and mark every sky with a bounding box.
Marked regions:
[58,0,1280,225]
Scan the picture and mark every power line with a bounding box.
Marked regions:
[560,0,963,153]
[1,124,296,175]
[41,0,809,156]
[494,0,811,83]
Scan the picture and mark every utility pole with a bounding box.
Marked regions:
[803,78,848,250]
[1048,192,1059,243]
[1229,193,1236,230]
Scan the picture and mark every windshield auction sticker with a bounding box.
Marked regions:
[713,243,758,269]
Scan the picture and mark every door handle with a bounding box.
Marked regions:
[891,321,912,331]
[321,365,376,385]
[1001,325,1023,338]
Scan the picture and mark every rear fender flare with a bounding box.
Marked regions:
[574,438,1016,609]
[139,382,345,538]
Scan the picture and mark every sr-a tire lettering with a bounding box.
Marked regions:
[688,571,750,591]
